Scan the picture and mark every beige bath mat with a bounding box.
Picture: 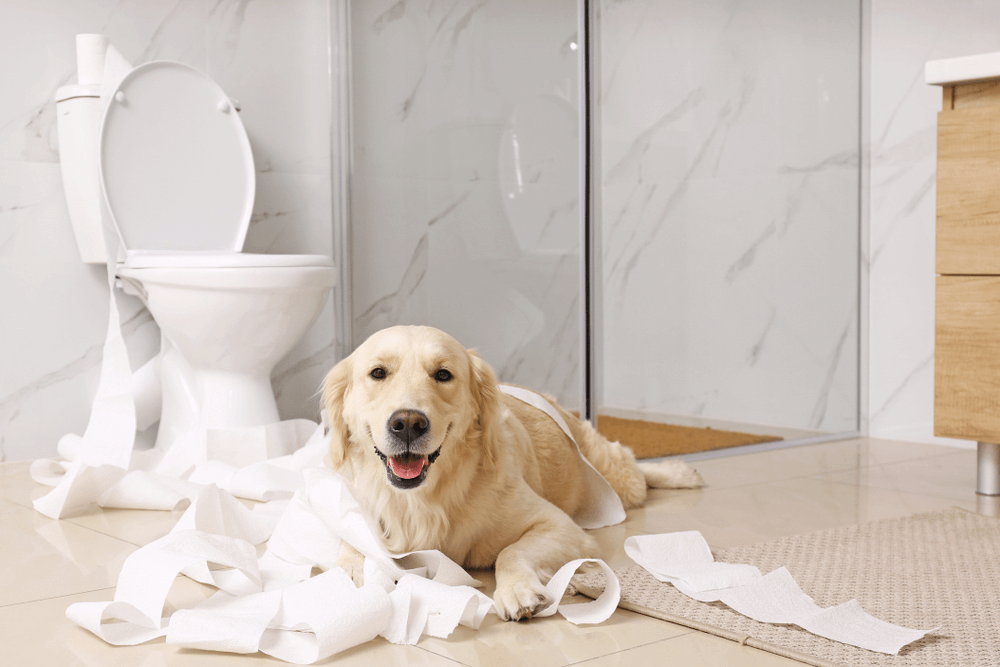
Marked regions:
[575,508,1000,667]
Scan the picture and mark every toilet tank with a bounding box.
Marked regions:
[55,85,105,264]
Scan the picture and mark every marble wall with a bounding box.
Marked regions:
[598,0,862,433]
[348,0,584,405]
[866,0,1000,447]
[0,0,335,461]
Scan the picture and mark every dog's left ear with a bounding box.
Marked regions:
[467,348,502,465]
[321,355,353,471]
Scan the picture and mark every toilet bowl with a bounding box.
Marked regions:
[57,57,336,450]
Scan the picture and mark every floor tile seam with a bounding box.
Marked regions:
[679,471,825,494]
[48,514,149,550]
[814,450,976,476]
[563,630,699,666]
[62,518,151,548]
[412,643,475,666]
[3,498,142,549]
[1,493,35,511]
[0,586,116,609]
[803,472,975,503]
[695,442,968,477]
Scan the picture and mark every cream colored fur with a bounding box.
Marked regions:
[322,325,703,621]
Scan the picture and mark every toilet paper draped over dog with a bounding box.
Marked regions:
[498,384,626,529]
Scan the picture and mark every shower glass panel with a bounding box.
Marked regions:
[597,1,862,439]
[348,1,583,407]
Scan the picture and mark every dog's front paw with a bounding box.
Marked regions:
[494,578,551,621]
[336,543,365,587]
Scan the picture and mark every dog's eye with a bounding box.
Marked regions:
[434,369,453,382]
[370,367,387,380]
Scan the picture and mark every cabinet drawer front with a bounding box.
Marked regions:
[935,276,1000,441]
[937,107,1000,275]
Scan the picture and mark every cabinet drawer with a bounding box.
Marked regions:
[935,276,1000,440]
[937,106,1000,275]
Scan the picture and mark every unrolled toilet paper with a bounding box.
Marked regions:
[625,531,931,654]
[64,468,622,664]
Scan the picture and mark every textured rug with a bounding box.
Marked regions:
[594,415,782,459]
[575,508,1000,667]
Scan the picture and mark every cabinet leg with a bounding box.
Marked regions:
[977,441,1000,496]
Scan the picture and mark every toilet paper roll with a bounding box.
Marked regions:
[76,34,109,86]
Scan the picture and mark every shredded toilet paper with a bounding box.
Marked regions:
[59,467,619,664]
[625,531,932,654]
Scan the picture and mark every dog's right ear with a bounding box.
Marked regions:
[321,355,353,471]
[467,349,502,467]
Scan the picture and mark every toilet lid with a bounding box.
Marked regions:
[99,61,255,253]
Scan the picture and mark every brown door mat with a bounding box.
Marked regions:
[594,414,782,459]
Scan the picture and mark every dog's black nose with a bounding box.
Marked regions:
[388,409,430,443]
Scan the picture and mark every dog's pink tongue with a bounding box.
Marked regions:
[390,456,426,479]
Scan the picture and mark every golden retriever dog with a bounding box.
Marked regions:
[322,325,703,620]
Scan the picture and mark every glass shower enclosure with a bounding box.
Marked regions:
[340,0,862,446]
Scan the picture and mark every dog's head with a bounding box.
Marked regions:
[322,325,501,490]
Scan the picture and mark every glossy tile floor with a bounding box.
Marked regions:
[1,437,994,666]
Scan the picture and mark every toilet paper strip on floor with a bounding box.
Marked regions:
[624,532,932,654]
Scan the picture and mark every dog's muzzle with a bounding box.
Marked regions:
[378,409,438,489]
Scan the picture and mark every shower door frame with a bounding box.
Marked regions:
[575,0,869,451]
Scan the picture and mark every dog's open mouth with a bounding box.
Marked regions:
[375,448,441,489]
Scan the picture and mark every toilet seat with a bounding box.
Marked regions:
[123,251,335,269]
[100,61,255,254]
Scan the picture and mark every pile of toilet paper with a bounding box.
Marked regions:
[41,453,621,664]
[32,395,622,664]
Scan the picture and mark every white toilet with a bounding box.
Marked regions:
[56,56,336,450]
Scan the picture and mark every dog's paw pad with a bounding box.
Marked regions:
[495,585,550,621]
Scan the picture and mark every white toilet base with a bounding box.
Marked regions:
[153,338,282,451]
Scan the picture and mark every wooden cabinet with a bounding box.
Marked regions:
[934,80,1000,443]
